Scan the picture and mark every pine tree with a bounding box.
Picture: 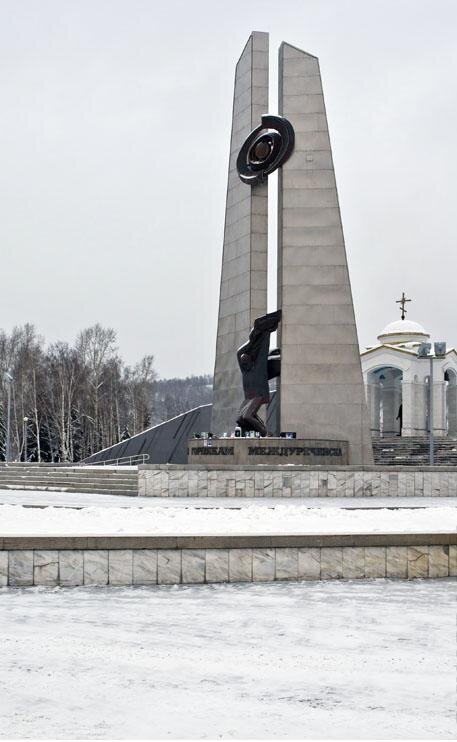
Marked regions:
[37,421,54,462]
[120,425,131,441]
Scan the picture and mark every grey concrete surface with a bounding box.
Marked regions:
[277,42,373,465]
[212,32,269,437]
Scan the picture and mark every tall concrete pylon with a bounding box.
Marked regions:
[212,32,269,436]
[277,42,373,464]
[212,34,373,464]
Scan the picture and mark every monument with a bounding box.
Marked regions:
[83,32,373,467]
[212,32,373,465]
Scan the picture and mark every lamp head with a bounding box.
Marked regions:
[417,342,431,358]
[434,342,447,358]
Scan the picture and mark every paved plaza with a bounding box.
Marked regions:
[0,579,455,739]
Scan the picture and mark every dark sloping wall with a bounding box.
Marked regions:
[83,404,212,465]
[83,393,279,466]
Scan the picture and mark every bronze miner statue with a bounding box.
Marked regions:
[236,310,281,436]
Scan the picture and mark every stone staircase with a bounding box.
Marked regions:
[372,437,457,466]
[0,463,138,496]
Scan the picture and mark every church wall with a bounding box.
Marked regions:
[361,348,457,438]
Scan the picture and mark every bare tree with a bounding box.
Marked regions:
[76,324,117,451]
[0,322,210,462]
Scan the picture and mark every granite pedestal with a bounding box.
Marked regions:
[188,437,348,466]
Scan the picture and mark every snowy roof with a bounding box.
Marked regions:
[379,319,428,337]
[377,318,429,345]
[361,343,418,358]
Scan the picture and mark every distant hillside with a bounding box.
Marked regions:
[151,375,213,425]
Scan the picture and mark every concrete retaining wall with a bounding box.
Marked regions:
[1,535,456,586]
[139,465,457,497]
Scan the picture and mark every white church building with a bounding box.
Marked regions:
[361,301,457,439]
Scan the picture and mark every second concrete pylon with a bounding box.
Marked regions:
[277,42,373,464]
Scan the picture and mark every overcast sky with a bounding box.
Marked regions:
[1,0,456,378]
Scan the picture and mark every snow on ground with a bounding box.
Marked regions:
[0,580,455,739]
[2,489,457,510]
[0,495,456,536]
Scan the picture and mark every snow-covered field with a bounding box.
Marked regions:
[0,493,456,535]
[0,580,455,739]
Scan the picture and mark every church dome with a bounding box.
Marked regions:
[378,319,429,345]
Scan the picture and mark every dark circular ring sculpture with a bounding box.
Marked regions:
[236,114,295,185]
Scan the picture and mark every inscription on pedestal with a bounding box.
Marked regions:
[188,438,348,466]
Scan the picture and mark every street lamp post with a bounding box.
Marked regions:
[3,370,13,463]
[23,416,29,463]
[428,354,434,466]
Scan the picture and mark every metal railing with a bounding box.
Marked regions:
[80,454,150,467]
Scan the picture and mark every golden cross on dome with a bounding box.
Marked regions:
[396,291,411,320]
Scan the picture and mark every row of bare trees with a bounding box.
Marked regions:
[0,322,191,462]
